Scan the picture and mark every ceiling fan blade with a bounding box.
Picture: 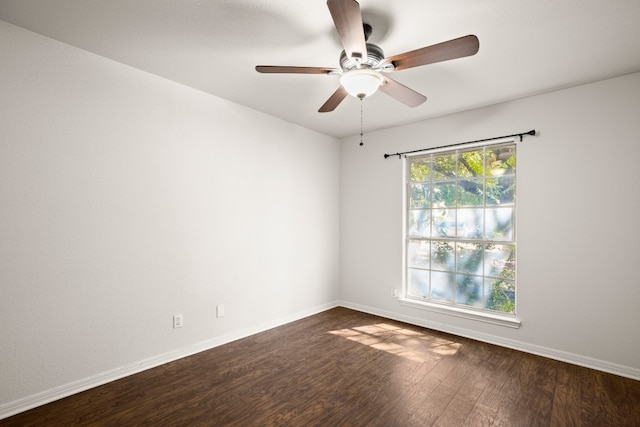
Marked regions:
[256,66,339,74]
[327,0,367,60]
[379,76,427,107]
[319,86,348,112]
[384,35,479,71]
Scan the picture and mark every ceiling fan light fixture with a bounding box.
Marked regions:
[340,69,383,99]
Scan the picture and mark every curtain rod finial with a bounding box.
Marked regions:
[520,129,537,141]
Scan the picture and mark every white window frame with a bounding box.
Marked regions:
[400,138,521,328]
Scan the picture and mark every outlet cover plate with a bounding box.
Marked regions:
[173,314,183,328]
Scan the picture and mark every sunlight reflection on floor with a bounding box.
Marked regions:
[329,323,462,363]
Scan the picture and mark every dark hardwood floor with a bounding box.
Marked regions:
[3,307,639,426]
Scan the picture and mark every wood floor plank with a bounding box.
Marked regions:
[433,393,476,426]
[551,363,582,426]
[462,402,498,427]
[2,307,639,426]
[407,383,458,426]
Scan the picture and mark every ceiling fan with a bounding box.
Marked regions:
[256,0,479,112]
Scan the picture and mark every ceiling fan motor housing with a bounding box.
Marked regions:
[339,43,385,71]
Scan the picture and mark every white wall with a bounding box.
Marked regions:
[340,72,640,378]
[0,20,340,414]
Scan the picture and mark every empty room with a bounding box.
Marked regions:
[1,0,639,425]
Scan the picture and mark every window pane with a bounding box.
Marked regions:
[431,154,456,180]
[457,275,483,307]
[409,183,431,208]
[486,145,516,176]
[486,175,516,206]
[457,149,484,177]
[408,268,429,298]
[457,179,484,207]
[431,271,454,302]
[407,240,430,268]
[432,181,457,208]
[456,242,484,275]
[408,209,431,237]
[432,209,456,237]
[431,241,455,271]
[410,158,431,182]
[485,207,514,241]
[457,208,484,239]
[484,244,516,279]
[485,279,515,313]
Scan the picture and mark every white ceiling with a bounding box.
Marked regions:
[1,0,640,139]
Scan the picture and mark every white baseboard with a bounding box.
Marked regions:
[338,300,640,381]
[0,301,340,421]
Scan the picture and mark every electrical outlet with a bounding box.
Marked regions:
[216,304,224,318]
[173,314,183,329]
[391,288,398,298]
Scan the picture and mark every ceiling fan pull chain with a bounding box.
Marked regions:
[359,98,364,146]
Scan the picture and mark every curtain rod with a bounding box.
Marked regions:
[383,129,537,159]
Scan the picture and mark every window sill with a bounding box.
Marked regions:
[399,298,521,329]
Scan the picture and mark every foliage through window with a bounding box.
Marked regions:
[405,142,516,315]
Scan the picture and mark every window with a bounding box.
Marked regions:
[403,140,517,324]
